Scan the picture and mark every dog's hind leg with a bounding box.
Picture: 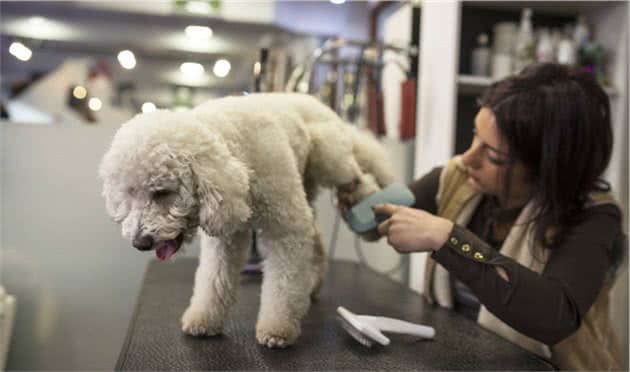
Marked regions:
[310,224,327,300]
[181,231,249,336]
[306,121,385,202]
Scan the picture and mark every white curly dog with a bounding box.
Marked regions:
[99,93,394,348]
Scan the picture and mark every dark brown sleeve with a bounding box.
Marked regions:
[408,166,442,214]
[431,204,622,345]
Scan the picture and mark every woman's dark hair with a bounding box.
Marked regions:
[479,63,613,249]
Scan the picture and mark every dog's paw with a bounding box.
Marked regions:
[256,320,300,348]
[181,306,223,336]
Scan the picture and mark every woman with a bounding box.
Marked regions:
[339,63,625,370]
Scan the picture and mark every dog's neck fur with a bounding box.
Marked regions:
[187,124,252,238]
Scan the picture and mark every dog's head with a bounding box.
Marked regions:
[99,109,251,260]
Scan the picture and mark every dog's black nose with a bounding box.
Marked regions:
[132,235,154,251]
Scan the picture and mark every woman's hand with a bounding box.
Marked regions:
[373,204,454,253]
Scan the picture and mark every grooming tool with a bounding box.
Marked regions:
[344,183,416,233]
[336,306,435,347]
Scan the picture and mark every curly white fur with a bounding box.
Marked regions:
[99,93,394,348]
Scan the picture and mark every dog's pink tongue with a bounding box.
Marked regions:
[156,240,178,261]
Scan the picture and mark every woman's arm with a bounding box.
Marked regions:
[408,166,442,214]
[432,204,622,345]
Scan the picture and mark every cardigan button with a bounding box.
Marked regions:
[461,243,471,252]
[473,252,484,260]
[450,237,458,245]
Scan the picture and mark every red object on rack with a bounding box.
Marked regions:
[368,85,387,136]
[399,78,416,140]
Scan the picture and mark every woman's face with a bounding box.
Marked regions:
[461,107,533,206]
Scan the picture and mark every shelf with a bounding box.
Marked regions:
[463,1,610,16]
[457,74,493,95]
[457,74,618,97]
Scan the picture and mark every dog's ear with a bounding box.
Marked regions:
[190,136,251,237]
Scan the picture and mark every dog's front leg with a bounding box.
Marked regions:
[256,233,314,348]
[181,231,249,336]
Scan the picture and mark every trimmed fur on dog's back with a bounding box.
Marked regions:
[99,92,395,348]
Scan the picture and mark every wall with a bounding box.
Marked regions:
[0,120,156,370]
[274,1,370,41]
[410,0,461,293]
[593,3,630,367]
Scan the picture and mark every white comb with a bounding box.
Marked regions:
[336,306,435,347]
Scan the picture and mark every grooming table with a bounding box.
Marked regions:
[116,259,554,371]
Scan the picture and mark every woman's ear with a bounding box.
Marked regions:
[189,140,251,237]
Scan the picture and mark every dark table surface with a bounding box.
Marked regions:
[116,258,554,371]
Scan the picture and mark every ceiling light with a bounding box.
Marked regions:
[117,50,136,70]
[180,62,205,77]
[73,86,87,99]
[185,1,211,14]
[330,0,346,4]
[213,59,231,78]
[9,42,32,61]
[5,17,77,40]
[141,102,157,113]
[88,97,102,111]
[185,25,213,39]
[29,16,46,25]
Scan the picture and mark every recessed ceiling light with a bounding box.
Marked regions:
[213,59,231,78]
[330,0,346,4]
[185,25,213,39]
[73,86,87,99]
[9,42,32,61]
[141,102,157,113]
[180,62,205,77]
[88,97,102,111]
[29,16,46,25]
[117,50,136,69]
[185,1,211,14]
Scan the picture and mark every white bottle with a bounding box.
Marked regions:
[573,15,590,50]
[471,33,491,76]
[557,27,577,65]
[492,22,518,54]
[491,22,516,80]
[550,28,562,58]
[536,28,554,63]
[513,8,535,73]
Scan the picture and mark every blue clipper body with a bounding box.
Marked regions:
[344,183,416,233]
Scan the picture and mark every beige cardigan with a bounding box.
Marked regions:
[423,156,623,371]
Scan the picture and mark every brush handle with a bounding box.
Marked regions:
[359,315,435,339]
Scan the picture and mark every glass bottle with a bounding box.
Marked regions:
[471,33,491,76]
[513,8,535,73]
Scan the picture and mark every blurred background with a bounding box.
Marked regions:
[0,1,627,370]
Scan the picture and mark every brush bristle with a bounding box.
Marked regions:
[337,315,374,347]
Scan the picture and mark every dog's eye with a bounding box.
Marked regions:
[151,190,173,200]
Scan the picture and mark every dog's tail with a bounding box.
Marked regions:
[347,126,397,188]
